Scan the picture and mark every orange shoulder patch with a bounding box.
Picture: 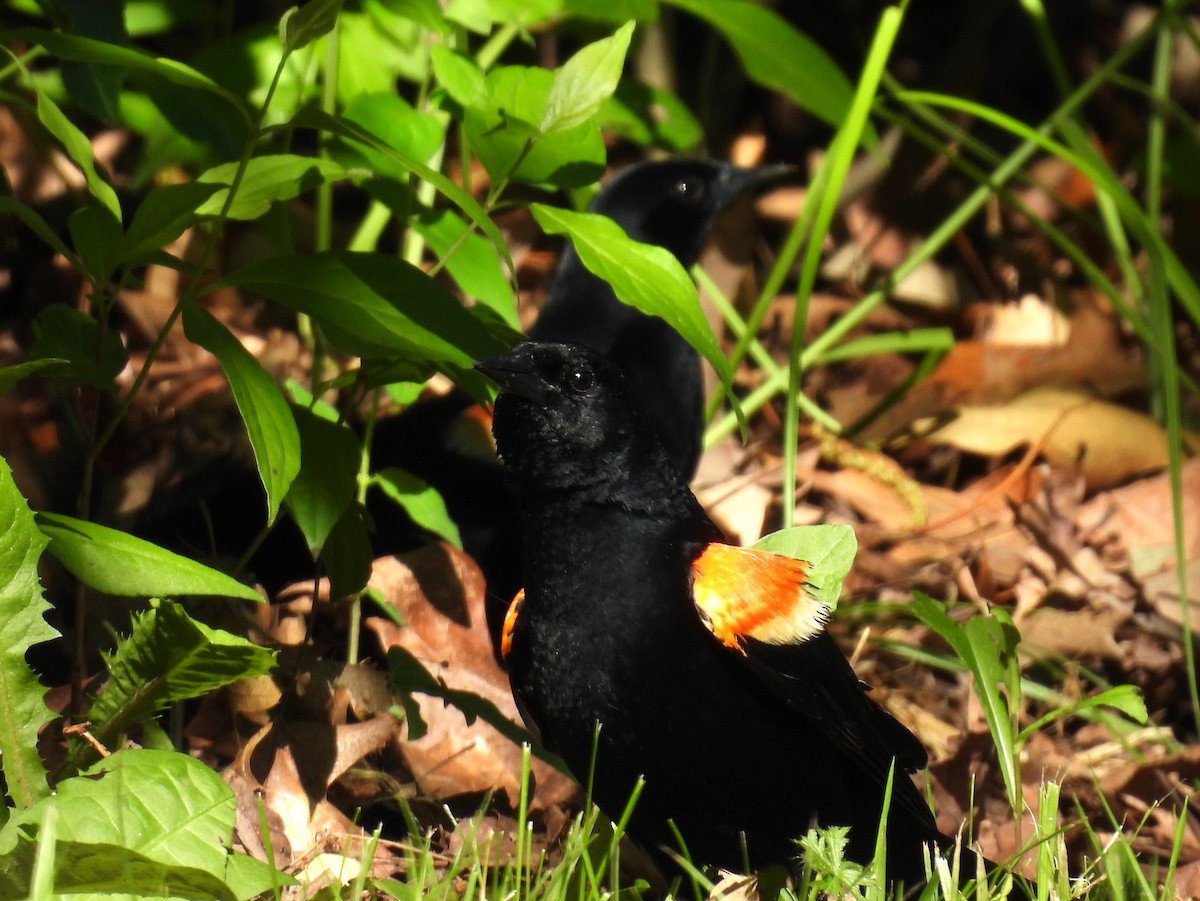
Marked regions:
[500,588,525,661]
[691,543,827,654]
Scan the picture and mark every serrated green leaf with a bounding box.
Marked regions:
[28,304,128,391]
[280,0,344,53]
[285,406,361,554]
[36,513,264,602]
[663,0,854,132]
[117,181,223,265]
[79,601,276,762]
[541,21,634,134]
[529,203,737,408]
[183,305,300,524]
[752,523,856,612]
[34,89,121,220]
[0,456,58,808]
[373,467,462,548]
[196,155,355,220]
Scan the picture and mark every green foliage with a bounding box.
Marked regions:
[0,458,58,809]
[753,523,857,612]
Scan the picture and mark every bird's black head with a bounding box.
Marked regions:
[474,341,684,499]
[592,159,794,268]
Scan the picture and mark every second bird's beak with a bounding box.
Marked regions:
[475,347,559,404]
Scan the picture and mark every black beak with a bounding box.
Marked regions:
[474,345,560,404]
[715,162,802,207]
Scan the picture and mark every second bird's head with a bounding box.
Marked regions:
[474,341,667,488]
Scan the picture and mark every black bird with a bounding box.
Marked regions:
[477,340,996,891]
[373,159,794,614]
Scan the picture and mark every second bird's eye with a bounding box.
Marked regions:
[565,366,595,393]
[676,177,706,204]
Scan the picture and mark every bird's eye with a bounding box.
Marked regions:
[565,366,595,394]
[676,176,707,204]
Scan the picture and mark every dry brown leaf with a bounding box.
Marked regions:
[1077,457,1200,563]
[366,545,577,813]
[1017,606,1128,661]
[926,387,1168,489]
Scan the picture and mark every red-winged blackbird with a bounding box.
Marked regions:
[373,159,794,620]
[475,340,984,890]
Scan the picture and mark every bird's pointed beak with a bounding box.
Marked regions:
[718,162,801,206]
[475,347,559,403]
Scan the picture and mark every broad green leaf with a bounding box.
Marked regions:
[8,28,250,124]
[218,250,512,371]
[373,467,462,548]
[280,0,344,53]
[541,21,634,134]
[413,208,518,328]
[68,205,122,284]
[117,181,223,264]
[36,512,264,602]
[332,10,427,101]
[322,505,373,601]
[183,305,300,525]
[752,524,856,612]
[196,155,356,220]
[28,304,128,391]
[664,0,853,131]
[0,359,68,396]
[0,456,58,808]
[34,87,122,220]
[465,66,606,187]
[0,748,255,899]
[0,196,74,261]
[81,601,276,763]
[529,203,737,404]
[292,108,516,281]
[285,406,361,554]
[341,93,445,178]
[430,45,486,108]
[561,0,659,22]
[388,0,451,32]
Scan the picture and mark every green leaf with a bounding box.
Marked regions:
[911,596,1022,814]
[529,203,738,409]
[0,196,74,261]
[33,87,122,220]
[430,45,487,108]
[218,250,512,374]
[117,181,224,265]
[285,406,361,554]
[8,28,250,124]
[340,93,446,177]
[68,204,122,284]
[280,0,344,53]
[85,601,276,756]
[0,359,68,396]
[36,512,264,602]
[413,208,518,329]
[373,468,462,548]
[196,155,356,220]
[0,456,58,808]
[183,305,301,525]
[0,748,251,899]
[465,66,606,187]
[752,523,856,612]
[321,505,374,600]
[291,107,516,281]
[602,79,703,152]
[28,304,128,391]
[663,0,854,131]
[541,21,634,134]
